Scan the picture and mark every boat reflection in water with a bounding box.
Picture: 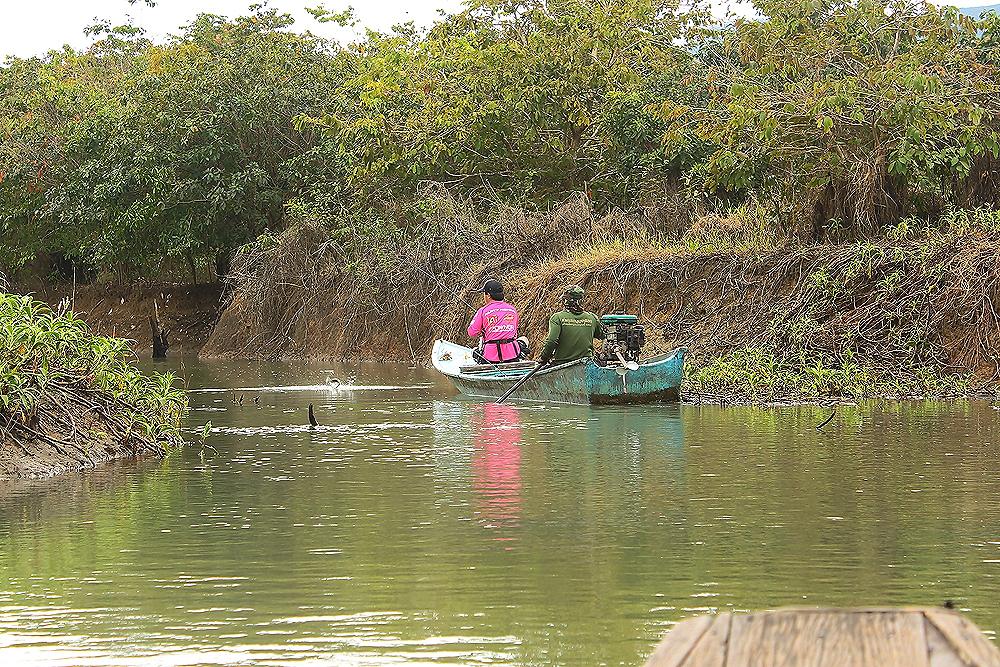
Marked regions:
[430,399,687,549]
[470,403,523,541]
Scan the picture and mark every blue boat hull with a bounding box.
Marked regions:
[433,341,685,405]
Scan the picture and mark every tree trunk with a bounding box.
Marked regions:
[149,300,169,359]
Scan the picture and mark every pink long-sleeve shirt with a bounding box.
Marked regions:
[468,301,520,362]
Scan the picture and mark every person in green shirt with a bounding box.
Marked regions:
[539,285,604,365]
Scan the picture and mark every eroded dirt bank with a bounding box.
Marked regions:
[19,221,1000,402]
[199,219,1000,400]
[1,406,172,480]
[26,283,222,357]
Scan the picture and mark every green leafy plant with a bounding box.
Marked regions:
[0,294,186,460]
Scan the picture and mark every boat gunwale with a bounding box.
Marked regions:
[440,346,686,383]
[450,357,585,382]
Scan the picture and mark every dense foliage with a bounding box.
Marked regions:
[0,294,185,448]
[1,0,999,277]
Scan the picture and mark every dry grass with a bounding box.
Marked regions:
[206,189,674,359]
[204,193,1000,399]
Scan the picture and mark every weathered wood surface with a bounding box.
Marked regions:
[644,607,1000,667]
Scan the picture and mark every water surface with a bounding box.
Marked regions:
[0,360,998,665]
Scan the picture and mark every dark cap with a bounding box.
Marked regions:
[564,285,585,299]
[483,279,504,300]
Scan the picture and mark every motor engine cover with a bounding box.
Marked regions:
[597,314,646,366]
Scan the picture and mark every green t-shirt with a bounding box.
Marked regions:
[540,310,604,363]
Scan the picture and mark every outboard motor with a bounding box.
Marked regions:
[596,314,646,366]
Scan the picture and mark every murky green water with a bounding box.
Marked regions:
[1,360,998,666]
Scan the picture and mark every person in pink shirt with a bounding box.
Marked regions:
[468,279,523,363]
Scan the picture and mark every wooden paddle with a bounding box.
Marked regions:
[495,362,545,404]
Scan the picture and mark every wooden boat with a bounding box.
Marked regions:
[431,340,685,405]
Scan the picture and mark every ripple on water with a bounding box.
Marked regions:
[2,366,1000,666]
[191,384,432,394]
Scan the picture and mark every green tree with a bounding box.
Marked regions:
[666,0,1000,238]
[0,7,338,277]
[3,0,1000,277]
[299,0,704,210]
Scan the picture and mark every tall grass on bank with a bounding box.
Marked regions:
[684,348,974,403]
[212,188,679,358]
[680,207,1000,402]
[211,193,1000,402]
[0,294,185,471]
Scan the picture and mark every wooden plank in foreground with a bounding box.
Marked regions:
[643,615,715,667]
[644,607,1000,667]
[925,609,1000,667]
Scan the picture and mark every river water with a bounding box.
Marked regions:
[0,359,998,666]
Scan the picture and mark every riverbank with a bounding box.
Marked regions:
[0,295,186,480]
[199,198,1000,403]
[20,201,1000,403]
[23,283,223,357]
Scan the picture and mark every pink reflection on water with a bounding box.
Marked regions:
[471,403,523,541]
